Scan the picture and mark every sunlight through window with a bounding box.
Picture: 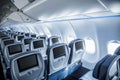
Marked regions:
[107,40,120,55]
[84,37,95,54]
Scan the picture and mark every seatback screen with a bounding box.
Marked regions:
[75,41,83,51]
[31,34,36,38]
[25,33,29,37]
[24,38,32,45]
[52,38,59,44]
[40,37,46,40]
[18,36,24,41]
[17,54,38,72]
[8,44,22,55]
[53,46,66,59]
[4,40,14,46]
[33,40,44,49]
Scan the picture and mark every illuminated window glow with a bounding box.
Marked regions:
[84,38,95,54]
[107,41,120,55]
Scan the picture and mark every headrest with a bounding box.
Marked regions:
[99,55,120,80]
[3,39,15,46]
[93,55,111,78]
[114,46,120,55]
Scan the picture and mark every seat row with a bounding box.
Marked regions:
[0,30,85,80]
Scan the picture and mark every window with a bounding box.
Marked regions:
[107,40,120,55]
[84,37,96,54]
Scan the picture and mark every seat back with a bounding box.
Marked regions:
[3,43,25,68]
[93,55,111,78]
[30,39,46,58]
[48,36,61,47]
[114,46,120,55]
[99,55,120,80]
[37,35,48,46]
[30,34,36,38]
[0,37,10,44]
[1,39,15,53]
[10,51,45,80]
[68,39,85,64]
[16,35,24,42]
[22,37,33,51]
[25,33,30,37]
[47,43,69,76]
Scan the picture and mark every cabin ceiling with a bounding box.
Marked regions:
[0,0,120,22]
[0,0,17,23]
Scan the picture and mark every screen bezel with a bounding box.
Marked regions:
[8,44,22,55]
[53,45,66,59]
[17,54,39,72]
[52,38,59,44]
[75,41,84,51]
[33,40,44,49]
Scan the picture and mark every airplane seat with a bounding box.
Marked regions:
[30,38,48,79]
[0,37,10,44]
[10,51,45,80]
[1,39,15,54]
[30,33,37,38]
[114,46,120,55]
[30,39,47,59]
[22,37,33,51]
[37,35,48,46]
[99,55,120,80]
[13,34,18,39]
[48,36,61,47]
[25,33,30,37]
[16,35,25,42]
[80,55,110,80]
[80,55,120,80]
[46,43,69,80]
[67,39,85,75]
[3,42,25,68]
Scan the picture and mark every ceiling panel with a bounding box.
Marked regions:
[100,0,120,13]
[21,0,107,20]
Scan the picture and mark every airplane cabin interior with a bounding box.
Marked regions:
[0,0,120,80]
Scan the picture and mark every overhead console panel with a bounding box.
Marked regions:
[12,0,107,20]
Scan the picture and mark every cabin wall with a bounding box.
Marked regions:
[94,17,120,58]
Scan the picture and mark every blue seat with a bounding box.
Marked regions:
[30,39,47,59]
[3,42,25,68]
[48,36,61,47]
[1,39,15,53]
[22,37,33,51]
[99,55,120,80]
[80,55,120,80]
[10,51,45,80]
[67,39,85,75]
[114,46,120,55]
[46,43,69,80]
